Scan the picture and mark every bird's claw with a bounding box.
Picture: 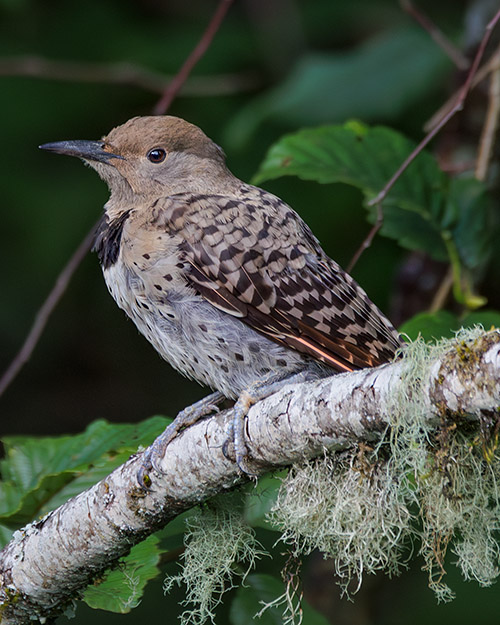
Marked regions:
[222,417,259,476]
[135,391,225,489]
[136,436,172,489]
[137,464,153,491]
[205,403,221,414]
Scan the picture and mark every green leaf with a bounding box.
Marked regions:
[45,449,134,512]
[253,123,495,277]
[82,534,161,613]
[447,176,496,272]
[244,473,284,529]
[226,27,450,148]
[230,574,330,625]
[399,311,459,341]
[254,122,449,261]
[0,524,13,548]
[0,417,169,530]
[462,310,500,331]
[399,309,500,342]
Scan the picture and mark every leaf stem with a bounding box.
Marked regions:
[441,233,486,310]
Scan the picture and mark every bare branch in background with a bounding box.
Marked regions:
[475,48,500,180]
[346,201,383,273]
[367,9,500,208]
[424,44,500,133]
[0,56,258,96]
[0,225,98,397]
[400,0,470,69]
[153,0,235,114]
[429,266,454,313]
[348,8,500,271]
[0,0,235,399]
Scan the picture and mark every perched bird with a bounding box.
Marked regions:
[40,116,403,481]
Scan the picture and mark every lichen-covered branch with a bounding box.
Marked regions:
[0,329,499,623]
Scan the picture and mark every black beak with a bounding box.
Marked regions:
[39,140,122,163]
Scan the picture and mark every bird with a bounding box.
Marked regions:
[40,116,403,483]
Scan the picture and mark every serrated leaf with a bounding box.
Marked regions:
[254,123,495,275]
[230,574,330,625]
[83,534,161,613]
[254,122,450,261]
[226,27,450,148]
[447,176,497,272]
[0,416,169,527]
[45,449,133,512]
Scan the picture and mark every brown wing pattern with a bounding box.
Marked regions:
[156,189,403,373]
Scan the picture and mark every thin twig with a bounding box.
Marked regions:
[0,1,235,399]
[429,266,454,313]
[153,0,234,114]
[346,201,383,273]
[400,0,469,69]
[368,9,500,209]
[424,42,500,133]
[0,224,98,397]
[348,9,500,271]
[475,49,500,180]
[0,56,258,96]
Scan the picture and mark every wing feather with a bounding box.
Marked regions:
[156,190,403,373]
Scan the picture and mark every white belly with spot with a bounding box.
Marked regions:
[102,261,316,397]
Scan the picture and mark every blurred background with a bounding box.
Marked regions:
[0,0,499,623]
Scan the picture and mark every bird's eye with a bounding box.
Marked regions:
[147,148,166,163]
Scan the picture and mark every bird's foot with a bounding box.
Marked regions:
[225,370,319,476]
[137,390,226,489]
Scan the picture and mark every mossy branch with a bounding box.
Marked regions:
[0,328,499,623]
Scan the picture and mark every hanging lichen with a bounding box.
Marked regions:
[271,328,500,601]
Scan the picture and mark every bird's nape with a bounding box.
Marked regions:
[41,115,402,482]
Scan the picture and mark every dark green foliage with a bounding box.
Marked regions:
[231,574,330,625]
[0,417,169,534]
[400,310,500,341]
[254,122,496,287]
[83,535,161,613]
[226,27,450,148]
[1,1,500,623]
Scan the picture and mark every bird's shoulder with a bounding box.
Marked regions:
[128,183,324,261]
[112,185,403,370]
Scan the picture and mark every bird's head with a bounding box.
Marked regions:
[40,116,230,205]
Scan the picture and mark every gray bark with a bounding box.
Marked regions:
[0,329,499,624]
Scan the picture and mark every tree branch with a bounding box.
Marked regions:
[475,47,500,181]
[0,56,258,96]
[0,224,98,398]
[0,0,235,399]
[400,0,469,69]
[1,329,499,623]
[348,10,500,271]
[153,0,234,114]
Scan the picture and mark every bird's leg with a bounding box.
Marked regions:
[138,390,226,488]
[227,369,320,475]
